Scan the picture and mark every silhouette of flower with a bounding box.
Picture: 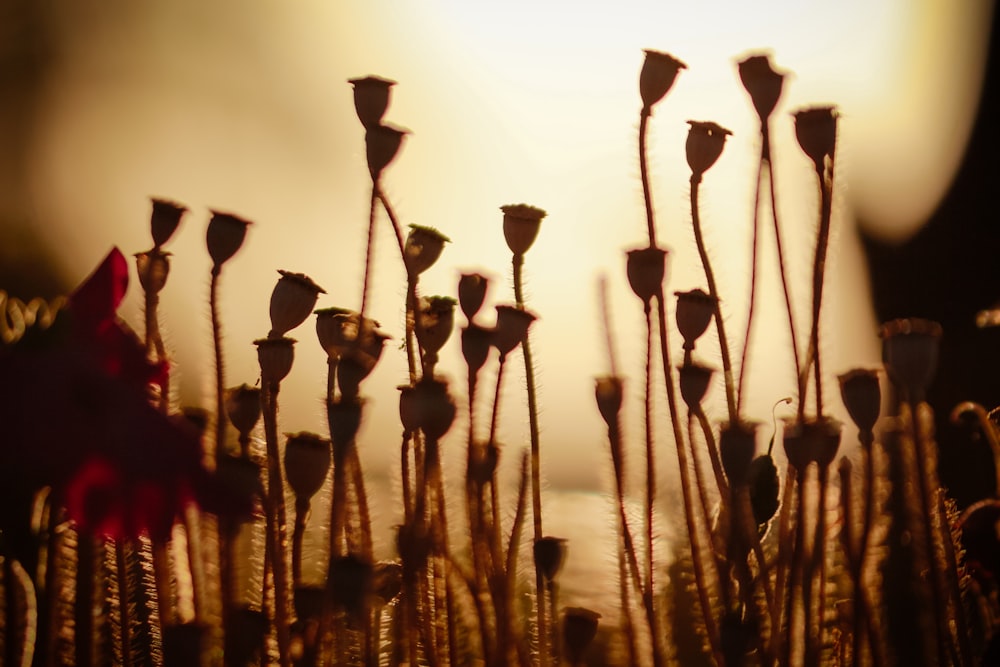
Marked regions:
[501,203,547,256]
[793,106,838,170]
[686,121,732,177]
[639,50,686,112]
[737,54,785,122]
[149,197,187,250]
[348,75,396,130]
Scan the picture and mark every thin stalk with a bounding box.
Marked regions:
[690,175,739,423]
[617,534,638,667]
[504,454,530,667]
[348,447,374,561]
[210,267,227,463]
[641,304,659,663]
[799,162,834,420]
[114,541,134,667]
[261,383,292,667]
[694,406,729,500]
[639,108,657,246]
[738,144,766,412]
[360,183,378,319]
[75,533,96,667]
[292,499,309,587]
[805,466,830,667]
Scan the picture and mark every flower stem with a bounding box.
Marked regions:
[641,304,660,665]
[261,382,292,667]
[799,162,834,420]
[639,109,657,246]
[738,142,766,412]
[360,184,379,319]
[210,267,227,463]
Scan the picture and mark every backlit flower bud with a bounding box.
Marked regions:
[404,225,450,276]
[595,376,624,428]
[328,554,373,617]
[135,250,171,295]
[327,397,363,449]
[268,270,325,339]
[679,363,714,409]
[366,124,407,180]
[206,210,252,270]
[415,296,456,355]
[348,75,396,130]
[150,198,187,249]
[283,432,331,501]
[468,441,499,486]
[686,121,732,177]
[533,536,567,582]
[626,246,668,305]
[462,324,493,374]
[793,106,838,170]
[255,336,295,384]
[492,305,536,358]
[458,273,489,321]
[737,54,785,122]
[880,318,942,403]
[675,288,717,350]
[501,204,547,256]
[748,454,780,527]
[639,49,686,112]
[225,384,262,435]
[720,421,758,486]
[782,417,841,470]
[838,369,881,436]
[372,561,403,606]
[411,377,456,441]
[563,607,601,665]
[315,307,357,359]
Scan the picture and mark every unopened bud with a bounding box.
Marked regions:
[462,324,493,374]
[533,536,567,582]
[411,377,456,441]
[327,397,363,450]
[595,376,624,428]
[639,49,686,112]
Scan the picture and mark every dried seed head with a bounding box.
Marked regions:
[626,246,668,305]
[149,198,187,249]
[737,54,785,122]
[410,376,457,441]
[679,363,714,409]
[838,369,881,436]
[782,417,842,470]
[206,210,252,270]
[458,273,489,321]
[720,421,758,486]
[563,607,601,665]
[269,270,325,339]
[461,324,493,374]
[492,305,536,358]
[225,384,262,435]
[533,536,567,582]
[880,318,942,403]
[365,123,408,180]
[397,384,420,433]
[686,121,733,177]
[327,397,364,450]
[675,288,717,350]
[314,307,358,360]
[328,554,373,617]
[594,375,624,428]
[404,225,450,277]
[639,49,686,112]
[415,296,456,356]
[283,431,331,501]
[135,250,171,295]
[254,336,295,385]
[501,204,547,256]
[793,106,838,170]
[348,75,396,130]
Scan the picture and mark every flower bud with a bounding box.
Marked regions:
[793,106,838,171]
[315,307,358,360]
[595,376,624,428]
[679,363,714,409]
[461,324,493,374]
[880,318,942,403]
[283,432,331,501]
[328,554,373,617]
[501,204,547,256]
[748,454,780,528]
[150,198,187,249]
[458,273,489,321]
[838,369,881,436]
[626,246,668,305]
[676,288,717,350]
[206,210,252,270]
[411,377,457,441]
[720,421,758,486]
[255,336,295,384]
[404,225,450,277]
[135,250,171,295]
[782,417,841,471]
[492,305,536,358]
[348,75,395,130]
[327,397,363,450]
[686,121,732,177]
[737,54,785,122]
[225,384,262,436]
[415,296,456,356]
[639,49,686,112]
[533,536,567,582]
[372,560,404,606]
[269,270,325,339]
[366,123,407,180]
[563,607,601,665]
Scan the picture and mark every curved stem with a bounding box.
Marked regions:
[360,184,378,319]
[738,142,766,412]
[800,161,834,419]
[639,108,657,246]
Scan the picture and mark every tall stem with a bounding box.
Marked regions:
[738,143,766,412]
[800,162,834,419]
[261,382,292,667]
[360,183,379,319]
[642,304,657,661]
[210,267,227,463]
[639,108,657,246]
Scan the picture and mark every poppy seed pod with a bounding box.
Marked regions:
[492,305,536,358]
[404,225,450,277]
[720,421,758,487]
[458,273,489,321]
[315,307,356,360]
[366,123,407,180]
[268,270,325,339]
[411,377,457,441]
[468,441,499,486]
[372,561,404,606]
[563,607,601,665]
[225,384,262,436]
[880,318,942,403]
[686,121,733,177]
[348,75,395,130]
[415,296,456,356]
[461,324,493,374]
[283,432,331,501]
[675,288,717,350]
[135,250,171,295]
[397,384,420,433]
[782,417,842,471]
[748,454,780,527]
[533,536,567,582]
[639,49,686,112]
[327,554,373,617]
[838,369,882,436]
[213,454,263,522]
[149,198,187,249]
[327,397,363,449]
[793,106,838,171]
[737,54,785,122]
[679,363,714,409]
[501,203,547,256]
[254,337,295,385]
[206,210,252,270]
[595,375,624,428]
[626,246,668,305]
